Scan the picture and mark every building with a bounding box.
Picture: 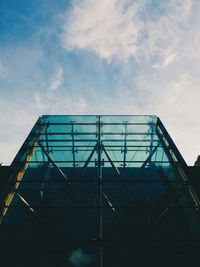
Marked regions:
[0,115,200,267]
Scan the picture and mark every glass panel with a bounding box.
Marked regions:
[1,115,200,267]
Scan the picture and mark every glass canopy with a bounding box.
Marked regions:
[0,115,200,267]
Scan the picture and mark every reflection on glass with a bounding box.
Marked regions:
[0,115,200,267]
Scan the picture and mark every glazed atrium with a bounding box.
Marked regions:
[0,115,200,267]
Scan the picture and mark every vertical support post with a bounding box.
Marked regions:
[122,122,128,168]
[40,122,50,199]
[45,123,50,154]
[96,115,103,267]
[41,121,49,163]
[71,121,77,167]
[148,118,155,167]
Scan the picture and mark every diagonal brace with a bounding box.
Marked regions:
[103,192,117,214]
[82,145,97,176]
[131,144,159,181]
[38,142,70,184]
[102,144,120,175]
[16,192,43,223]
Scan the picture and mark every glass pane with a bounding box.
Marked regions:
[1,115,200,267]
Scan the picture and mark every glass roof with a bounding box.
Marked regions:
[0,115,200,267]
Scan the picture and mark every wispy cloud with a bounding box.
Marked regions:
[74,96,87,113]
[61,0,143,63]
[33,93,46,111]
[60,0,200,165]
[0,43,87,164]
[0,90,88,164]
[48,65,64,91]
[61,0,193,65]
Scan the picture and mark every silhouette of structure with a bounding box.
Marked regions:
[0,115,200,267]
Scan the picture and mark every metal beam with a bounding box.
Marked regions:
[122,122,128,167]
[71,121,78,167]
[0,118,46,223]
[16,192,43,223]
[156,125,200,210]
[102,144,120,175]
[0,149,36,223]
[103,192,117,214]
[82,145,97,175]
[130,144,159,181]
[97,116,103,267]
[156,167,183,221]
[38,142,70,184]
[148,119,155,166]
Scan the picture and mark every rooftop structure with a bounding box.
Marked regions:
[0,115,200,266]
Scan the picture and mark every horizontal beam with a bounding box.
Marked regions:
[33,145,161,148]
[37,139,159,143]
[38,122,155,126]
[13,180,185,183]
[32,132,157,136]
[20,160,170,164]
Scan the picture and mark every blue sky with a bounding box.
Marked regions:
[0,0,200,165]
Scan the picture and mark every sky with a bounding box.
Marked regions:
[0,0,200,165]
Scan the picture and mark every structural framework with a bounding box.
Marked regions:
[0,115,200,267]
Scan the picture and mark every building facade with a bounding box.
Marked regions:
[0,115,200,266]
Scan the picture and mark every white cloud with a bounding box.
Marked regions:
[33,93,46,111]
[60,0,200,165]
[48,65,64,91]
[61,0,194,65]
[62,0,144,62]
[74,96,87,112]
[162,52,177,68]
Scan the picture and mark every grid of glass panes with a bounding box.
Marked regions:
[1,115,200,267]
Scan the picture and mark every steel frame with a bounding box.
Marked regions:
[1,115,200,267]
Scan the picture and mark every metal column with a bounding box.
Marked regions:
[97,115,103,267]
